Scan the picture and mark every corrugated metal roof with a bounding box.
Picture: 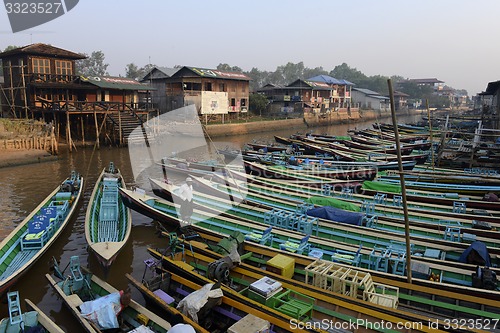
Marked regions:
[308,75,355,86]
[173,66,251,81]
[409,78,444,84]
[287,79,330,90]
[0,43,85,60]
[81,76,155,90]
[353,87,388,99]
[156,67,179,77]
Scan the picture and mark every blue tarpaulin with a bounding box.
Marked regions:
[306,206,364,226]
[459,241,491,266]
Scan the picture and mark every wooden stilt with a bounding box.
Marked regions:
[81,116,85,146]
[94,110,100,149]
[66,109,72,153]
[8,61,16,118]
[118,110,122,146]
[20,61,29,119]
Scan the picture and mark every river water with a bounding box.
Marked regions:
[0,113,423,332]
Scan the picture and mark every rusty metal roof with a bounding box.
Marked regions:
[172,66,251,81]
[0,43,86,60]
[81,76,155,91]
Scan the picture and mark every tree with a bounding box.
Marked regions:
[303,66,329,80]
[249,93,268,116]
[330,63,367,83]
[75,51,109,76]
[217,63,243,72]
[125,63,141,79]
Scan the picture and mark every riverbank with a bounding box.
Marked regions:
[205,108,425,137]
[0,149,58,169]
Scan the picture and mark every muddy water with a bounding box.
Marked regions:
[0,113,423,331]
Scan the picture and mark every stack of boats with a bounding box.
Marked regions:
[115,125,500,332]
[5,120,500,332]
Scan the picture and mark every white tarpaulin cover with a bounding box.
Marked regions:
[176,283,223,323]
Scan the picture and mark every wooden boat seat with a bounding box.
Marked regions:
[245,226,273,245]
[153,289,175,305]
[99,204,118,222]
[331,245,362,267]
[273,289,314,321]
[67,294,83,308]
[7,291,22,325]
[363,278,399,309]
[21,215,53,250]
[279,235,310,254]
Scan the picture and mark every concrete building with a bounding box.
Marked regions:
[351,88,389,111]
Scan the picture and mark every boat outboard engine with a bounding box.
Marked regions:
[60,180,74,192]
[207,256,234,282]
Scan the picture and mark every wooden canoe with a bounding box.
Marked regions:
[0,171,83,295]
[85,162,132,268]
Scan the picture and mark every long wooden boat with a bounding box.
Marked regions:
[131,257,318,333]
[244,161,375,182]
[374,178,500,196]
[178,176,500,242]
[152,178,500,257]
[85,162,132,268]
[119,187,500,293]
[207,171,500,224]
[149,248,451,333]
[45,256,172,333]
[0,171,83,295]
[286,139,429,165]
[126,271,209,333]
[0,291,64,333]
[148,233,500,322]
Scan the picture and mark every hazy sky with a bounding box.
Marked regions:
[1,0,499,95]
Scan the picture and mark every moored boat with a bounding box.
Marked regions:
[0,292,64,333]
[119,187,500,292]
[0,171,83,295]
[45,256,172,333]
[85,162,132,268]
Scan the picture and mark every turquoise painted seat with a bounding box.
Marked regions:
[245,227,273,245]
[280,235,310,254]
[331,245,362,267]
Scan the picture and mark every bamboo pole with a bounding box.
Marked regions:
[387,79,412,284]
[426,100,435,172]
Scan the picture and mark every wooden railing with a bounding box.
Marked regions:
[32,100,157,113]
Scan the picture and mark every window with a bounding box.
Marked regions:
[204,82,212,91]
[32,58,50,74]
[242,84,246,92]
[240,99,246,107]
[55,60,72,75]
[232,83,236,92]
[219,83,226,92]
[231,98,236,106]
